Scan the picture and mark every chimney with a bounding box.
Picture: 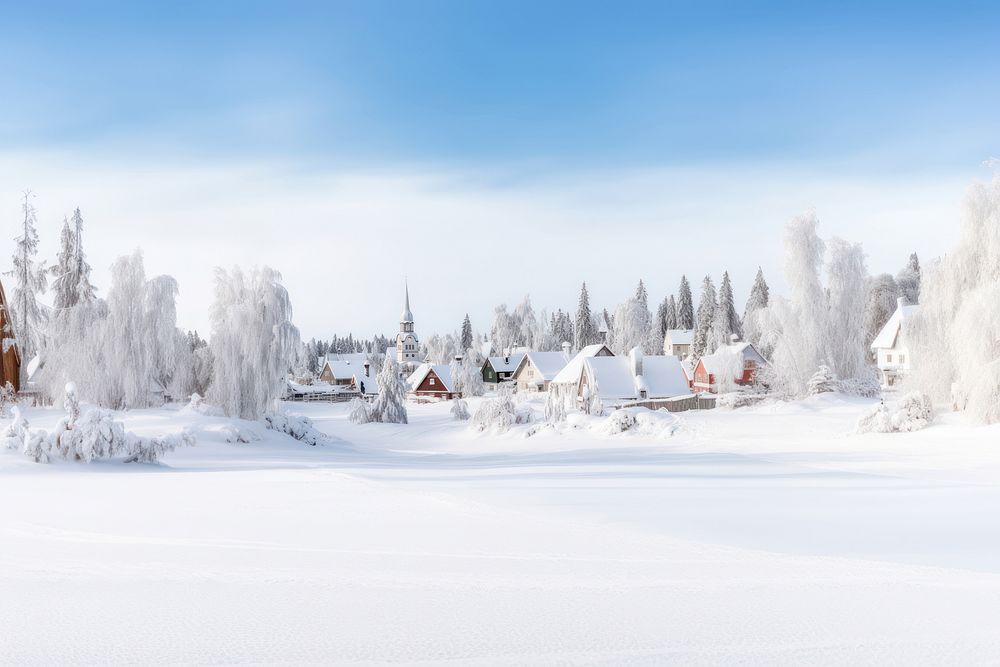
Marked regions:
[561,341,572,357]
[363,362,370,378]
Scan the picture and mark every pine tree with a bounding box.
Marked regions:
[575,282,595,350]
[460,314,473,352]
[665,295,678,330]
[677,275,694,330]
[6,192,48,363]
[864,273,899,345]
[717,271,741,340]
[51,217,76,310]
[692,275,717,359]
[741,267,770,346]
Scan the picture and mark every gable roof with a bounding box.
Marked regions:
[664,329,694,345]
[513,351,571,383]
[698,341,766,377]
[552,344,614,384]
[582,354,691,402]
[407,363,457,393]
[871,302,919,350]
[483,353,525,374]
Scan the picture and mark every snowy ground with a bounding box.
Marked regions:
[3,394,1000,664]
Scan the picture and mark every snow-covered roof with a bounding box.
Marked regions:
[327,352,371,365]
[640,356,693,398]
[514,351,571,383]
[322,359,361,379]
[407,363,457,393]
[551,344,614,384]
[711,341,767,366]
[698,341,766,379]
[871,301,919,351]
[665,329,694,345]
[582,354,691,402]
[484,353,525,374]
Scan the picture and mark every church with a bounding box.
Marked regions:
[395,282,420,373]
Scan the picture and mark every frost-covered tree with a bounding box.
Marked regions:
[676,275,694,330]
[907,174,1000,422]
[575,282,595,350]
[864,273,899,345]
[50,208,96,311]
[757,212,829,398]
[742,267,770,349]
[450,398,470,421]
[514,295,538,350]
[896,252,921,304]
[208,266,300,420]
[372,356,408,424]
[608,297,648,356]
[460,314,473,352]
[6,192,48,363]
[460,350,485,397]
[692,275,717,358]
[808,365,837,395]
[490,304,518,354]
[825,237,868,381]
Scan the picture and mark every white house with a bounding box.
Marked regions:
[578,348,691,406]
[512,344,572,392]
[871,297,918,387]
[663,329,694,358]
[550,343,614,388]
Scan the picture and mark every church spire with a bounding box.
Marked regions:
[400,280,413,324]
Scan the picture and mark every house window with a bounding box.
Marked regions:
[429,378,436,385]
[886,354,893,363]
[899,354,906,364]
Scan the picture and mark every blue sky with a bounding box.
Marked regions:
[1,1,998,337]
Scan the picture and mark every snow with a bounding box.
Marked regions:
[664,328,693,344]
[5,395,1000,662]
[407,362,457,393]
[484,353,525,374]
[517,350,570,382]
[551,343,612,385]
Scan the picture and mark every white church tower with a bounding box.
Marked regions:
[396,282,419,370]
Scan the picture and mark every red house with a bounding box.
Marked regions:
[407,363,460,400]
[692,342,767,394]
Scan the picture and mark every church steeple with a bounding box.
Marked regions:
[396,280,418,366]
[401,280,413,326]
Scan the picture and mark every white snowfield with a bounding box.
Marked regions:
[3,394,1000,664]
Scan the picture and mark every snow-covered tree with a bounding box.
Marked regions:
[372,356,408,424]
[692,275,716,359]
[460,314,473,352]
[460,350,485,397]
[741,267,770,349]
[757,212,829,398]
[676,275,694,330]
[864,273,899,345]
[896,252,921,304]
[6,192,48,363]
[608,297,648,356]
[50,208,96,311]
[208,266,300,420]
[490,304,518,354]
[907,173,1000,422]
[708,271,741,351]
[575,282,595,350]
[514,295,538,350]
[450,398,470,421]
[825,237,868,381]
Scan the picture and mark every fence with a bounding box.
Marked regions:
[616,394,716,412]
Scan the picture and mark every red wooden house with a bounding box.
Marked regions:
[692,342,767,394]
[0,279,20,392]
[407,363,460,400]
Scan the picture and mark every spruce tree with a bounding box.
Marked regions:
[677,275,694,330]
[742,267,770,348]
[692,275,717,359]
[460,314,473,352]
[896,252,921,304]
[575,282,595,350]
[6,192,48,362]
[665,295,678,330]
[51,217,76,310]
[717,271,741,339]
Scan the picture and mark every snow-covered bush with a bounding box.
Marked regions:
[471,385,517,433]
[44,408,194,463]
[348,397,374,424]
[836,369,881,398]
[601,409,637,435]
[264,413,329,446]
[716,391,766,410]
[180,392,225,417]
[856,392,934,434]
[222,424,260,444]
[2,406,30,451]
[451,398,470,421]
[544,388,567,423]
[808,365,837,395]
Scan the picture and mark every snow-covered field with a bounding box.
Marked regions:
[4,395,1000,664]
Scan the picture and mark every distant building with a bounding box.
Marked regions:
[395,283,420,373]
[692,341,767,393]
[562,348,690,406]
[481,352,526,388]
[512,344,572,392]
[318,357,378,396]
[871,297,918,387]
[408,363,459,400]
[663,329,694,358]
